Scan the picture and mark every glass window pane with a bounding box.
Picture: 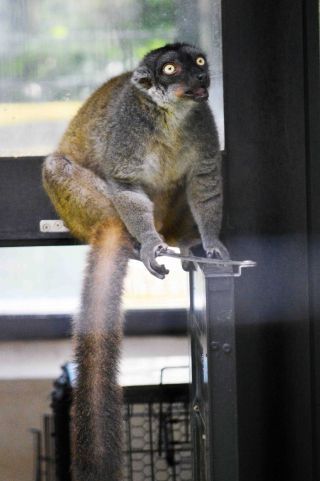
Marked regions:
[0,0,224,156]
[0,246,189,315]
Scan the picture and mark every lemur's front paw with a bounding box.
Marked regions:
[140,240,170,279]
[205,239,230,260]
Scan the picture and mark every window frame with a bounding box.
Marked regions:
[0,156,189,338]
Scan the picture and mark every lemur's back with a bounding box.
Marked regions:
[58,72,132,169]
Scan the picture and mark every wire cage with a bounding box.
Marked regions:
[31,365,192,481]
[123,385,191,481]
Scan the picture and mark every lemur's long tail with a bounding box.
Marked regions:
[72,219,131,481]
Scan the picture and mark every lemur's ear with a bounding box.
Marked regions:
[131,65,154,90]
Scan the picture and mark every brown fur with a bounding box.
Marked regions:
[72,219,131,481]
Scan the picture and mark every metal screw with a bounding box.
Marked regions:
[222,343,232,353]
[193,404,200,412]
[210,341,220,350]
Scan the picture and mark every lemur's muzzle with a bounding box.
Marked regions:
[184,86,209,102]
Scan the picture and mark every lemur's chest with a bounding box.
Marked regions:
[142,138,195,189]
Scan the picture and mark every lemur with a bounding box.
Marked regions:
[43,42,227,481]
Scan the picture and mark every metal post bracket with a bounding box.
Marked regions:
[158,249,256,278]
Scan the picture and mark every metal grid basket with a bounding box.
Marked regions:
[123,386,191,481]
[32,366,192,481]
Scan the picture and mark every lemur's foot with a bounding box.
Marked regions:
[205,239,230,260]
[140,240,169,279]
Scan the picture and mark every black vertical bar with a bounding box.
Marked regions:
[49,416,56,481]
[31,429,42,481]
[184,402,189,443]
[190,266,239,481]
[303,0,320,479]
[44,415,51,481]
[43,416,48,481]
[148,403,155,481]
[126,404,134,481]
[204,266,238,481]
[189,269,207,481]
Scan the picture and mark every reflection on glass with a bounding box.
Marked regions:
[0,0,224,156]
[0,246,189,315]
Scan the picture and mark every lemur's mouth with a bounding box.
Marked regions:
[184,87,209,102]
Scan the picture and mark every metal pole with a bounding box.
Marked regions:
[189,264,239,481]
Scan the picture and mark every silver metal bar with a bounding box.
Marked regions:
[158,249,256,278]
[38,222,256,278]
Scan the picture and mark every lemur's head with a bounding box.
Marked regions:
[132,43,210,107]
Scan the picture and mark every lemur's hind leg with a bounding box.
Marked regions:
[42,154,119,243]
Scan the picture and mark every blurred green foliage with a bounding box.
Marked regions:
[1,0,176,101]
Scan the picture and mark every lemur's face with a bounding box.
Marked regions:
[132,43,210,107]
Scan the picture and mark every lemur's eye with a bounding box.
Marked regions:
[162,63,177,75]
[196,57,206,66]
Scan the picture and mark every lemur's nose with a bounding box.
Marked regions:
[197,72,206,81]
